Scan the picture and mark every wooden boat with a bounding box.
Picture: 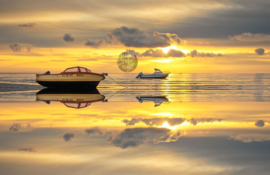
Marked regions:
[136,68,170,79]
[36,88,106,109]
[36,66,107,88]
[136,95,169,107]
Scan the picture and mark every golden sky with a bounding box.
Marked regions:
[1,0,270,73]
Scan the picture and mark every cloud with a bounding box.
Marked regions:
[126,49,222,58]
[9,43,32,52]
[188,50,223,57]
[18,148,35,152]
[9,123,21,132]
[140,49,167,57]
[255,120,265,127]
[106,128,183,149]
[9,123,31,132]
[167,49,186,57]
[107,26,185,48]
[127,49,184,57]
[9,43,21,52]
[62,33,74,42]
[18,23,36,27]
[62,133,74,142]
[85,127,106,136]
[255,48,265,55]
[189,118,223,125]
[230,33,270,42]
[85,39,106,48]
[230,134,270,143]
[122,118,223,127]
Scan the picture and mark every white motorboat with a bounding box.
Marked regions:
[136,68,170,79]
[36,66,107,88]
[136,96,170,107]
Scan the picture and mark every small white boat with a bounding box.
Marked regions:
[136,96,169,107]
[136,68,170,79]
[36,66,107,88]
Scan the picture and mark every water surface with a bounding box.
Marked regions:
[0,73,270,175]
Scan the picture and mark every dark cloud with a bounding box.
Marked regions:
[18,148,35,152]
[85,127,106,135]
[107,26,184,48]
[9,123,31,132]
[189,50,223,57]
[9,43,32,52]
[255,120,265,127]
[18,23,36,27]
[230,134,270,143]
[106,128,182,149]
[9,123,21,132]
[62,133,74,142]
[127,49,222,58]
[255,48,265,55]
[85,39,106,48]
[189,118,223,125]
[167,49,185,57]
[62,33,74,42]
[9,43,21,52]
[123,118,223,127]
[125,49,142,57]
[230,33,270,42]
[141,49,167,57]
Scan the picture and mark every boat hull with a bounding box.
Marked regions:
[36,81,100,89]
[139,74,168,79]
[136,73,169,79]
[36,73,105,88]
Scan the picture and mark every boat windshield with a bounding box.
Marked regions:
[63,102,91,109]
[63,67,92,73]
[81,68,91,72]
[64,67,79,73]
[155,69,162,73]
[80,68,87,73]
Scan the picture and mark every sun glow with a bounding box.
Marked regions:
[153,58,175,63]
[161,46,179,53]
[161,122,178,130]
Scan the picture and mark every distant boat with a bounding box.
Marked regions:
[36,66,108,88]
[36,88,107,109]
[136,95,169,107]
[136,68,170,79]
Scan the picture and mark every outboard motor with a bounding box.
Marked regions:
[43,71,50,75]
[136,72,143,78]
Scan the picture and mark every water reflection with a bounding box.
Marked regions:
[1,73,270,175]
[136,95,170,107]
[36,88,107,109]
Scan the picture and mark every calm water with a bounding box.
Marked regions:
[0,73,270,175]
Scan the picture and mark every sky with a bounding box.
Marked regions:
[1,0,270,73]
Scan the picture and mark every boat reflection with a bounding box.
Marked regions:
[136,95,170,107]
[36,88,106,109]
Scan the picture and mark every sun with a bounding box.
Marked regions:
[161,46,178,53]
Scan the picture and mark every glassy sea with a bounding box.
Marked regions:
[0,73,270,102]
[0,73,270,175]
